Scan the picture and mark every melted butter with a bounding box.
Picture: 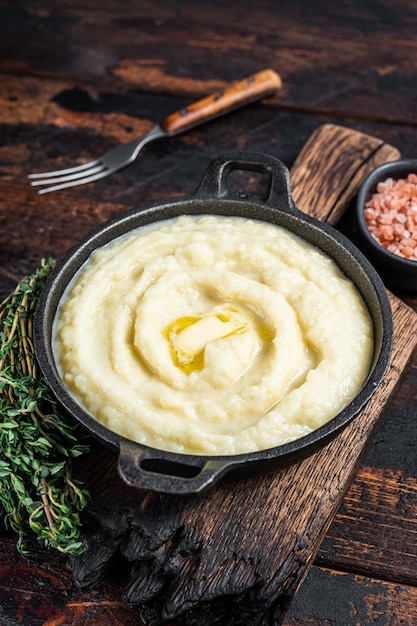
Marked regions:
[163,316,205,375]
[163,307,274,375]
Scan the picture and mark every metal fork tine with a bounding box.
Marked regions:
[30,164,106,187]
[27,125,166,192]
[27,159,102,179]
[36,168,114,195]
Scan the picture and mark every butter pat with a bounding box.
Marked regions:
[175,316,244,357]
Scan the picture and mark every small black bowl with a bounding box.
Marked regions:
[356,158,417,292]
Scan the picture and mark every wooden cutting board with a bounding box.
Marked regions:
[71,124,417,626]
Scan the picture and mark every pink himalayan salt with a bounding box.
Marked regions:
[364,172,417,260]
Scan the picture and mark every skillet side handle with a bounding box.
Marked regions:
[118,442,229,495]
[194,151,300,214]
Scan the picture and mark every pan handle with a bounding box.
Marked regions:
[118,442,231,495]
[194,151,300,214]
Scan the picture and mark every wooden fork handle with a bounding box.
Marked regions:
[161,69,282,135]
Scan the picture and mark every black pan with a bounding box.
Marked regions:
[34,152,393,494]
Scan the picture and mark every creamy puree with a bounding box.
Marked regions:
[54,215,374,455]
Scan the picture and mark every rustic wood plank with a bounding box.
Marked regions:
[0,72,289,205]
[283,566,417,625]
[3,72,417,218]
[317,466,417,585]
[362,366,417,474]
[0,535,145,626]
[3,72,417,160]
[2,1,417,123]
[2,463,416,625]
[0,184,130,281]
[3,528,417,626]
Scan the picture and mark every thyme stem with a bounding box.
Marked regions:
[40,477,57,537]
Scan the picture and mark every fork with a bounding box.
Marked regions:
[28,69,282,194]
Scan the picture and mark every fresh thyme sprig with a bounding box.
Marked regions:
[0,259,90,556]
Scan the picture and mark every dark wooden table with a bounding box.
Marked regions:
[1,1,417,624]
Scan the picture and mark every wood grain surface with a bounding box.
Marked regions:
[1,2,417,624]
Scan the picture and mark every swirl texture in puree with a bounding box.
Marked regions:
[55,215,374,455]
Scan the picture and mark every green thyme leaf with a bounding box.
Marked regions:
[0,259,91,556]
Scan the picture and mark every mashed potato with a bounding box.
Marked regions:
[54,215,374,455]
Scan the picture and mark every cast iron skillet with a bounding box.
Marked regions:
[34,152,393,495]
